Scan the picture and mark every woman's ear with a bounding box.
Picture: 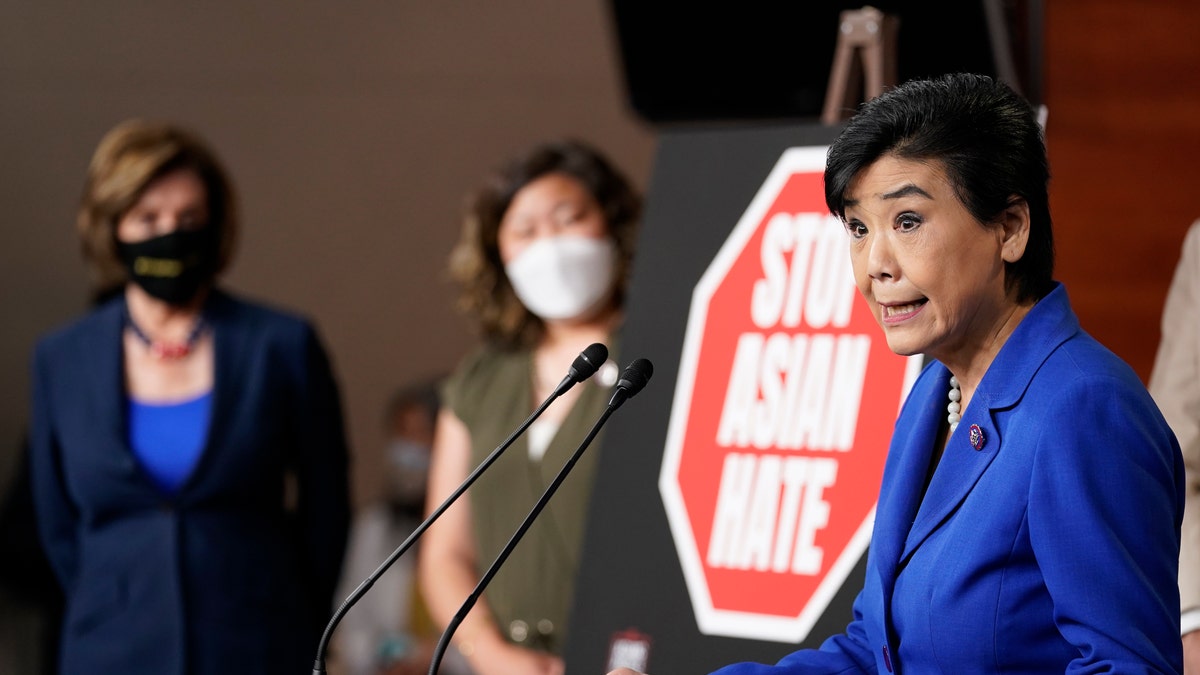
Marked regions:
[1000,197,1031,263]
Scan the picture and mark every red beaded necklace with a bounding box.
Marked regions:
[124,308,207,360]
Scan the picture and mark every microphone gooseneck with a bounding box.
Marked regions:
[427,357,654,675]
[311,343,610,675]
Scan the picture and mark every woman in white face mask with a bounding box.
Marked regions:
[419,140,641,675]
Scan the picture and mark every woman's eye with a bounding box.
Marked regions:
[897,214,922,232]
[554,209,585,227]
[178,212,207,230]
[845,221,868,239]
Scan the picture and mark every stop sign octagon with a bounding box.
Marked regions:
[659,146,922,643]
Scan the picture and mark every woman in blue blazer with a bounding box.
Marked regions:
[30,120,351,675]
[614,74,1185,674]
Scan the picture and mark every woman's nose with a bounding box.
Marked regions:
[156,213,198,235]
[867,231,896,280]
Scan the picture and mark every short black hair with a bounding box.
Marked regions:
[824,73,1054,303]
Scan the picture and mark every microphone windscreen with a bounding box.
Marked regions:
[570,343,609,382]
[617,358,654,397]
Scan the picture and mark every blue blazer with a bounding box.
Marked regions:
[714,284,1184,674]
[30,290,351,675]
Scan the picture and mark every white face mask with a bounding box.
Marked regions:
[385,439,431,506]
[504,235,617,321]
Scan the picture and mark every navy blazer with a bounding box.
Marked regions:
[714,284,1184,674]
[30,290,351,675]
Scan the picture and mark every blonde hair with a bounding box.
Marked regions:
[77,120,239,298]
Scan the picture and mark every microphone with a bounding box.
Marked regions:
[426,357,654,675]
[560,342,610,396]
[311,343,610,675]
[608,357,653,409]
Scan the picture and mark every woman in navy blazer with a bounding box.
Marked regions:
[30,120,351,674]
[613,74,1185,674]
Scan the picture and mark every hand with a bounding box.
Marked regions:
[469,638,565,675]
[379,655,432,675]
[378,640,436,675]
[1185,630,1200,675]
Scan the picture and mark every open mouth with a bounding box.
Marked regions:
[882,299,927,321]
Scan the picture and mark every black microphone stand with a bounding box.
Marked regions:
[426,358,653,675]
[311,345,610,675]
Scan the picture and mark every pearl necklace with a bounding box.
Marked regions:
[947,375,962,433]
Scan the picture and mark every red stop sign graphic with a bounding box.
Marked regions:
[659,147,920,642]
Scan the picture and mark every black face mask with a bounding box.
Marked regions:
[117,228,217,305]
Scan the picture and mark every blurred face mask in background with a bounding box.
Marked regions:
[504,234,616,321]
[385,439,431,511]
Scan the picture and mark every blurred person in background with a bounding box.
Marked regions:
[418,140,640,675]
[29,120,350,675]
[1148,218,1200,675]
[334,379,472,675]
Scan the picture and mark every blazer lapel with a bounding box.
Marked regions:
[91,299,130,453]
[179,291,242,496]
[898,408,1001,566]
[897,285,1081,565]
[858,283,1086,646]
[872,369,945,598]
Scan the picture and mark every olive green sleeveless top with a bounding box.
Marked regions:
[441,342,616,654]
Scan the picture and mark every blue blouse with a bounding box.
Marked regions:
[127,391,212,494]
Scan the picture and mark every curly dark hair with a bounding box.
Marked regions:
[448,139,641,348]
